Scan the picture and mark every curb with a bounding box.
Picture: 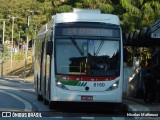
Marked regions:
[123,96,145,105]
[0,77,34,84]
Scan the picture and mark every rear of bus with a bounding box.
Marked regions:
[51,11,123,103]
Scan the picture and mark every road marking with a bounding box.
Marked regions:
[0,108,23,111]
[0,90,32,111]
[81,117,94,119]
[123,99,150,120]
[112,117,125,120]
[50,117,63,119]
[123,99,150,111]
[128,104,150,111]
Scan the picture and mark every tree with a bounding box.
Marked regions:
[0,0,160,43]
[0,0,53,44]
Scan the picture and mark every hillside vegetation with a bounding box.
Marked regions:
[0,0,160,79]
[2,60,33,80]
[0,0,160,43]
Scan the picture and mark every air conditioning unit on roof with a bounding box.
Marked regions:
[73,8,101,14]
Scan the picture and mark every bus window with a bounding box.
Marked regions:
[55,38,120,76]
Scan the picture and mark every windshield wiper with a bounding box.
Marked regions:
[70,38,84,56]
[95,41,104,56]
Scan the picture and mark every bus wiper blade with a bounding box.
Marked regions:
[95,41,104,56]
[70,38,84,56]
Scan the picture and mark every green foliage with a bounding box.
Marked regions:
[57,5,72,13]
[140,1,160,26]
[99,4,114,13]
[0,0,160,40]
[0,0,53,44]
[4,46,10,59]
[13,53,25,60]
[120,0,141,15]
[75,2,83,8]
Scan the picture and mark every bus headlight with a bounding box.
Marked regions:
[106,80,119,91]
[56,80,69,90]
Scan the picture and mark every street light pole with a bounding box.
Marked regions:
[28,10,35,73]
[2,20,5,45]
[24,15,30,81]
[24,10,35,81]
[9,16,18,70]
[0,19,5,77]
[18,31,20,52]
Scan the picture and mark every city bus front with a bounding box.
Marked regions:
[53,22,122,103]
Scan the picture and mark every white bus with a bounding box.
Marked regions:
[34,9,123,109]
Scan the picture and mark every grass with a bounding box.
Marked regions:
[2,60,34,80]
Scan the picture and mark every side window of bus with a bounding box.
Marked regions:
[45,42,51,90]
[45,54,51,81]
[41,41,45,67]
[46,41,53,55]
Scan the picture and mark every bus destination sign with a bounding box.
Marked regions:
[56,27,120,37]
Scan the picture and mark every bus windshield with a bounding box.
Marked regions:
[55,38,120,76]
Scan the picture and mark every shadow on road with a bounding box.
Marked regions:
[49,102,129,117]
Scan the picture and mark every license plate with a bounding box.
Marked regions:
[81,96,93,101]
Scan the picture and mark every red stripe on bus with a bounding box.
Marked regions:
[57,75,117,81]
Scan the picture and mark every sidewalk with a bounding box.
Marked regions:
[123,95,160,111]
[0,76,34,84]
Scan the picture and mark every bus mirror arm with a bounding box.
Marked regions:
[47,41,53,55]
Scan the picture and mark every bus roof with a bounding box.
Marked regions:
[54,9,120,25]
[37,9,120,37]
[73,8,101,13]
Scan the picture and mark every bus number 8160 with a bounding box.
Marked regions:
[94,83,105,87]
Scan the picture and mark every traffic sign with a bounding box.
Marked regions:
[151,33,160,38]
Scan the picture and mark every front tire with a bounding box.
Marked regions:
[43,98,49,105]
[37,94,43,101]
[49,101,54,109]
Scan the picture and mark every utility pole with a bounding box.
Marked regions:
[24,15,30,82]
[0,20,5,77]
[18,31,20,52]
[2,20,5,44]
[28,10,35,73]
[24,10,35,81]
[8,16,18,70]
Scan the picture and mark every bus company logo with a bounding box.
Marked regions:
[2,112,11,117]
[77,82,87,87]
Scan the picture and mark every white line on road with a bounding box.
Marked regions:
[112,117,125,120]
[51,116,63,119]
[81,117,94,119]
[0,90,32,111]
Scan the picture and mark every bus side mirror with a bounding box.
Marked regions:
[47,41,53,55]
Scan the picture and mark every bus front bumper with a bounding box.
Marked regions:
[51,87,122,103]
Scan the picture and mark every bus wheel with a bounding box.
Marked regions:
[37,94,43,101]
[49,101,54,109]
[43,98,49,105]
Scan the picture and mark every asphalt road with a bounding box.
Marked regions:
[0,78,148,120]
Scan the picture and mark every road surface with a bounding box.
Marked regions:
[0,78,159,120]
